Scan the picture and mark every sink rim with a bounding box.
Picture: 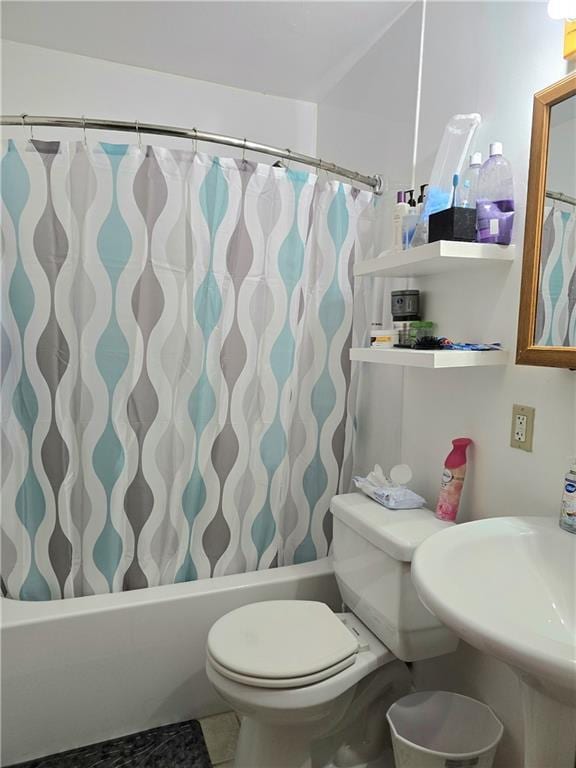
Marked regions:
[411,515,576,699]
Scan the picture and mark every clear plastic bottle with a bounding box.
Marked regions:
[393,191,410,250]
[456,152,482,208]
[476,142,514,245]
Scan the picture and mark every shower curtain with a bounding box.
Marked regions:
[1,139,377,600]
[536,203,576,347]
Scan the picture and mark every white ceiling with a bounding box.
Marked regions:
[1,1,413,102]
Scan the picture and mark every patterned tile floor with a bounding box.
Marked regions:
[13,719,212,768]
[199,712,240,766]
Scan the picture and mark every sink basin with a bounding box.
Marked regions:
[412,516,576,768]
[412,516,575,702]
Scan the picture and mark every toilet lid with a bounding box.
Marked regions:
[207,649,357,689]
[207,601,359,680]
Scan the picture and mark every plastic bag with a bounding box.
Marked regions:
[410,113,481,248]
[353,464,426,510]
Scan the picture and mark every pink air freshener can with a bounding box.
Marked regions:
[435,438,473,522]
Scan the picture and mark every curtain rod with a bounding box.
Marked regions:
[0,114,383,195]
[546,189,576,207]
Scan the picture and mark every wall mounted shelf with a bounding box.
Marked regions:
[354,240,516,279]
[349,347,509,368]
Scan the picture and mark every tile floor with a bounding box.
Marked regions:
[199,711,240,767]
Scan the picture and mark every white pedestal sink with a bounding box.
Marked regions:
[412,517,576,768]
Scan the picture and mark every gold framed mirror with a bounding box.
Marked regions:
[517,71,576,368]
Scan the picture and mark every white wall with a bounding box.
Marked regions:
[1,41,317,158]
[318,3,576,767]
[317,1,425,473]
[404,1,575,523]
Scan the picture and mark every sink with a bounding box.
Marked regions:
[412,516,576,768]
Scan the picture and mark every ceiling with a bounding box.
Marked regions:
[1,1,413,102]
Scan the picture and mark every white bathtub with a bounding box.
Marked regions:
[1,558,340,766]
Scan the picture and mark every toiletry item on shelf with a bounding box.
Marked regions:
[559,457,576,533]
[401,190,418,248]
[435,438,473,522]
[416,184,428,214]
[394,322,436,349]
[428,207,477,243]
[370,322,384,346]
[409,321,435,345]
[353,463,426,510]
[392,290,421,347]
[410,113,482,248]
[393,191,410,250]
[450,174,459,207]
[438,339,503,351]
[393,320,412,347]
[476,142,515,245]
[429,171,477,243]
[402,209,420,249]
[372,329,398,349]
[413,336,444,349]
[456,153,482,208]
[391,290,420,320]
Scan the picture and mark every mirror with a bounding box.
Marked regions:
[517,72,576,368]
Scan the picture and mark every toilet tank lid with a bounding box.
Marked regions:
[330,493,453,562]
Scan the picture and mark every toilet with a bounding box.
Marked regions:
[205,493,458,768]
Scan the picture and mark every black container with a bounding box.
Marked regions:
[391,290,420,321]
[428,207,477,243]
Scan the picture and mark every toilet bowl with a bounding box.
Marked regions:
[205,494,459,768]
[206,608,410,768]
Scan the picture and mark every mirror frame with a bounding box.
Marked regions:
[516,71,576,369]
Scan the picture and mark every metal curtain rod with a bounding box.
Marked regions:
[546,189,576,207]
[1,114,383,194]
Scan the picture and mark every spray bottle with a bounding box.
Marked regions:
[435,438,473,522]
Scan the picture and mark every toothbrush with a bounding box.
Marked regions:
[451,174,459,207]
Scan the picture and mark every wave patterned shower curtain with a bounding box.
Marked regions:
[1,139,377,600]
[535,204,576,347]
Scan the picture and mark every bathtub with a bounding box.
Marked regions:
[1,558,340,765]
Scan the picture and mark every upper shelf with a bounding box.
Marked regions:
[354,240,516,279]
[349,347,509,368]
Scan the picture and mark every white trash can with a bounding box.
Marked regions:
[386,691,503,768]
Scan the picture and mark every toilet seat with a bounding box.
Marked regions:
[206,649,357,689]
[207,601,359,689]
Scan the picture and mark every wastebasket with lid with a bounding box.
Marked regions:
[386,691,504,768]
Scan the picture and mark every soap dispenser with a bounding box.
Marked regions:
[402,190,419,249]
[559,457,576,533]
[416,184,428,214]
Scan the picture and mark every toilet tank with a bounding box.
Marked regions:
[331,493,459,662]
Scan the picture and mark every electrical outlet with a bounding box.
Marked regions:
[510,404,535,452]
[515,414,527,442]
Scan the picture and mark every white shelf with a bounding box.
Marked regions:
[350,347,509,368]
[354,240,516,278]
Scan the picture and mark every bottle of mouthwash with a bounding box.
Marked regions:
[476,142,514,245]
[559,457,576,534]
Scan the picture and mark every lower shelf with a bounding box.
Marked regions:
[349,347,509,368]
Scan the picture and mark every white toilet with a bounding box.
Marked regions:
[205,493,458,768]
